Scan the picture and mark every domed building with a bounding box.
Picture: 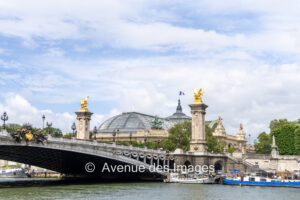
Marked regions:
[96,100,190,142]
[95,99,247,154]
[166,99,191,124]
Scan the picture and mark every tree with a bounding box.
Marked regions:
[295,127,300,155]
[168,121,225,152]
[168,121,191,151]
[206,125,225,153]
[271,124,297,155]
[254,132,272,154]
[43,127,63,137]
[2,123,22,133]
[159,139,177,151]
[269,119,290,132]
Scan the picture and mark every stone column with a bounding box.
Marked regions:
[75,110,93,140]
[271,135,278,159]
[189,103,208,153]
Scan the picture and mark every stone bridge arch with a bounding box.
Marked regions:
[214,160,223,171]
[0,133,171,180]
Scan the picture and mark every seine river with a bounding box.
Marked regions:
[0,178,299,200]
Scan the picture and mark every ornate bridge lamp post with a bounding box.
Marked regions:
[42,114,45,129]
[129,132,132,144]
[71,122,76,137]
[93,126,97,141]
[144,134,147,143]
[46,122,52,135]
[1,112,8,130]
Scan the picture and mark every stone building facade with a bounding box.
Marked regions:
[95,99,248,155]
[210,117,247,154]
[95,99,190,143]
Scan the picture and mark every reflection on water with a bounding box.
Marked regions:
[0,178,299,200]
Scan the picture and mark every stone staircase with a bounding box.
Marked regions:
[227,154,255,168]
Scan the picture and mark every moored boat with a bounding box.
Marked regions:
[0,168,29,178]
[224,176,300,187]
[164,172,212,184]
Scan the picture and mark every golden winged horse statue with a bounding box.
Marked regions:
[193,88,204,103]
[80,96,89,111]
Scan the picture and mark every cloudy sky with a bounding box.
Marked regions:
[0,0,300,142]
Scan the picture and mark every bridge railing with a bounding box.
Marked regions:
[47,135,168,155]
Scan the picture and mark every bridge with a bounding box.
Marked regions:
[0,131,174,180]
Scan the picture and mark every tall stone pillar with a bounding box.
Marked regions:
[189,103,208,153]
[271,135,278,159]
[75,96,93,140]
[76,111,93,140]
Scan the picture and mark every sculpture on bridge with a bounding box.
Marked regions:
[10,124,47,145]
[80,96,89,111]
[193,88,204,103]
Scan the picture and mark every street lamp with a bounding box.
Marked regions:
[42,114,45,129]
[93,126,97,141]
[71,122,76,137]
[129,132,132,144]
[46,122,52,135]
[112,129,119,143]
[1,112,8,130]
[144,134,147,143]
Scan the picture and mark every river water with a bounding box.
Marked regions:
[0,178,299,200]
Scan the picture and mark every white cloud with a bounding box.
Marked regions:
[1,0,300,54]
[1,0,300,144]
[0,93,117,133]
[14,56,298,142]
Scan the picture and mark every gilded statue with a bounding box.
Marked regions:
[193,88,204,103]
[80,96,89,111]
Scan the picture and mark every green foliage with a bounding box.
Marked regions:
[254,132,272,154]
[0,123,22,133]
[130,141,145,148]
[295,127,300,155]
[117,141,130,146]
[159,139,177,151]
[168,121,191,151]
[63,133,73,139]
[272,124,297,155]
[166,121,225,152]
[226,147,235,154]
[43,126,63,137]
[269,119,293,132]
[206,125,225,153]
[145,141,159,149]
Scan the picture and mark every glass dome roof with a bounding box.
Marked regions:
[98,112,175,133]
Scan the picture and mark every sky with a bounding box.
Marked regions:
[0,0,300,143]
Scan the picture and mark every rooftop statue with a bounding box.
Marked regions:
[151,116,164,130]
[193,88,204,103]
[80,96,89,111]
